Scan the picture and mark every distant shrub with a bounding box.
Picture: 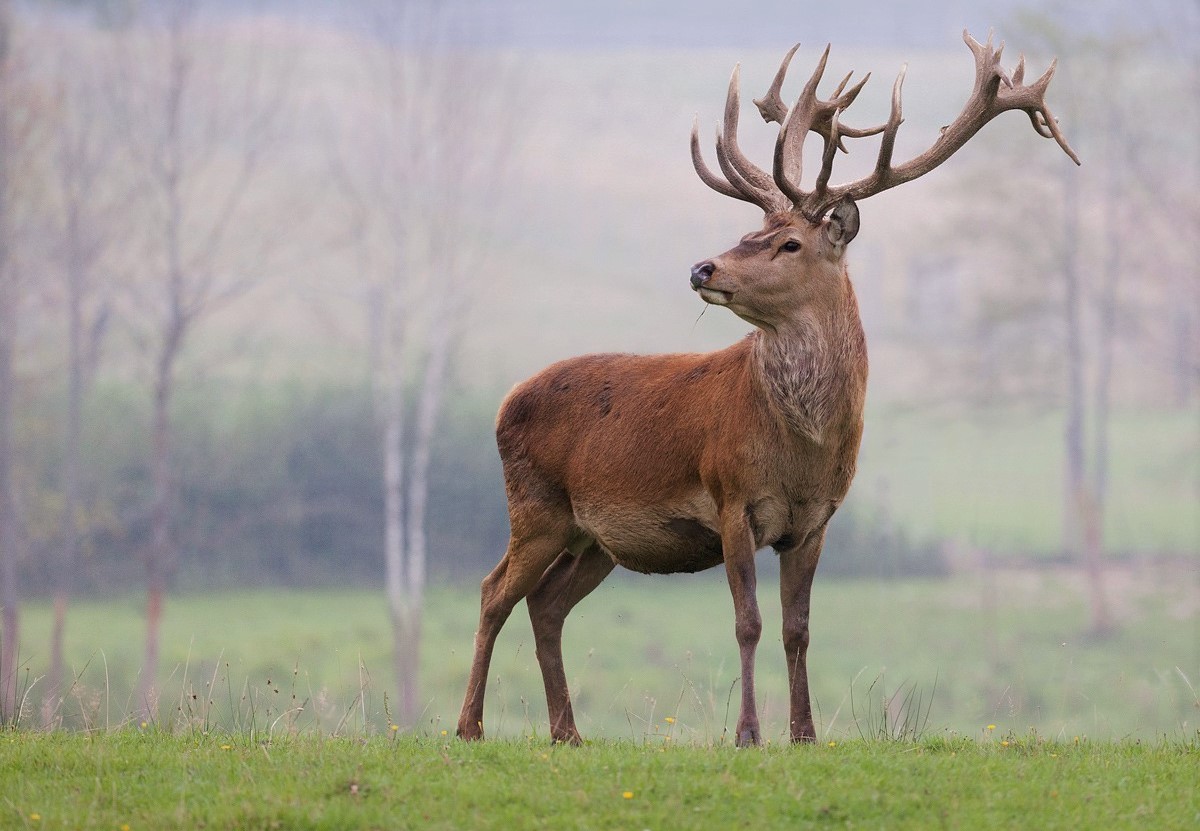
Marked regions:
[16,378,942,595]
[820,506,947,579]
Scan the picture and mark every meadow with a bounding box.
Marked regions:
[4,732,1198,830]
[5,567,1197,829]
[8,572,1197,742]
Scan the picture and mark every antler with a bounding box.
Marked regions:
[691,31,1081,221]
[691,64,791,213]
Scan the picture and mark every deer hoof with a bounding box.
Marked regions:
[735,724,763,747]
[790,722,817,743]
[455,721,484,741]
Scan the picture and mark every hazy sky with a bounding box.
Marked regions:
[265,0,1198,50]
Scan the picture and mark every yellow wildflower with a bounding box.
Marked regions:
[664,717,675,724]
[622,791,634,800]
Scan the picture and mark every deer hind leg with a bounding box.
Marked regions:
[526,541,615,745]
[456,517,575,741]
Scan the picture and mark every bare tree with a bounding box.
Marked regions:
[0,0,45,725]
[103,0,289,720]
[0,0,17,723]
[1008,16,1198,636]
[38,29,117,728]
[926,11,1198,634]
[329,1,518,725]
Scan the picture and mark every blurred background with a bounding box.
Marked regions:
[0,0,1196,741]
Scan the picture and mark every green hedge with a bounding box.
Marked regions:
[12,379,942,595]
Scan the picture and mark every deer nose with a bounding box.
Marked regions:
[690,261,715,289]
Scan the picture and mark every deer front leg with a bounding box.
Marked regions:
[779,528,825,743]
[722,507,762,747]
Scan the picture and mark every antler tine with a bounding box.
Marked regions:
[753,42,800,124]
[835,71,870,107]
[692,33,1078,219]
[1043,110,1077,162]
[800,63,904,218]
[720,64,790,211]
[875,65,907,173]
[1034,98,1081,164]
[815,30,1079,208]
[771,44,833,207]
[801,44,833,102]
[690,117,752,203]
[812,109,841,204]
[829,71,882,145]
[832,70,853,98]
[1027,110,1054,139]
[993,42,1009,84]
[997,54,1080,164]
[772,113,808,208]
[716,134,788,212]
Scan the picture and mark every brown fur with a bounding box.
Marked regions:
[457,209,868,745]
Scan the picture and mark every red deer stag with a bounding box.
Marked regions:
[458,32,1079,747]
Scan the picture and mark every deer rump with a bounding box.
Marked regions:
[496,339,834,576]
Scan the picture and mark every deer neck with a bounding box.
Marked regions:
[750,277,867,445]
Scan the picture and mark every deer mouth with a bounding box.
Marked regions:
[697,286,733,305]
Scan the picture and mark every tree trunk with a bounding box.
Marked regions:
[1081,113,1127,639]
[383,379,411,718]
[397,304,456,727]
[405,319,452,630]
[43,250,85,728]
[377,294,419,724]
[382,369,405,626]
[1062,157,1110,636]
[0,0,17,725]
[0,285,17,725]
[136,329,180,723]
[391,600,422,727]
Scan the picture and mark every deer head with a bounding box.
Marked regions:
[689,31,1080,327]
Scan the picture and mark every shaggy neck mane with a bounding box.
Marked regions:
[750,276,866,444]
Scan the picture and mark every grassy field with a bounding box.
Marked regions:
[3,732,1197,830]
[5,577,1197,829]
[8,572,1198,742]
[854,406,1200,557]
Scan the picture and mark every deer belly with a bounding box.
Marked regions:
[572,502,725,575]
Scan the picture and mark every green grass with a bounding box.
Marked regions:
[2,732,1197,830]
[9,573,1198,741]
[856,406,1200,556]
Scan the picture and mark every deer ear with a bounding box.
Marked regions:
[826,198,860,247]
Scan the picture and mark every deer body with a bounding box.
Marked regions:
[498,307,866,577]
[458,31,1077,747]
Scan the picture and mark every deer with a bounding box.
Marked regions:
[457,31,1079,747]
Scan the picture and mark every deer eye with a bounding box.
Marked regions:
[780,240,802,253]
